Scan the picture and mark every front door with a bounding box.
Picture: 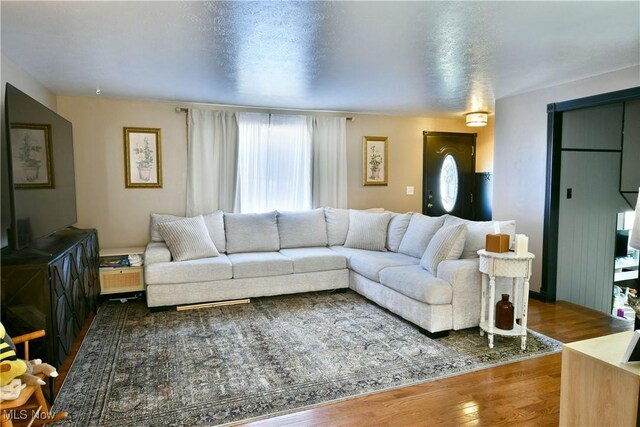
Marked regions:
[423,131,476,219]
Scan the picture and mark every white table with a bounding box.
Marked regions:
[477,249,535,350]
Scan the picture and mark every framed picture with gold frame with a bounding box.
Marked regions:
[124,127,162,188]
[10,123,54,189]
[363,136,388,186]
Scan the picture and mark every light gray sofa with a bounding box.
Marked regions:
[144,208,515,335]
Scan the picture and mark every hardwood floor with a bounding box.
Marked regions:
[243,300,632,427]
[55,299,632,426]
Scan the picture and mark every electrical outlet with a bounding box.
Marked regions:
[406,186,414,195]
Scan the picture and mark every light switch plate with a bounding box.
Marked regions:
[406,186,414,195]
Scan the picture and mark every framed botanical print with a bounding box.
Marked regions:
[124,127,162,188]
[363,136,388,186]
[10,123,54,189]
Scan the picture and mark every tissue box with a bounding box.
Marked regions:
[486,234,510,253]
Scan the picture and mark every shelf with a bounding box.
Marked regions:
[100,246,146,257]
[480,321,525,337]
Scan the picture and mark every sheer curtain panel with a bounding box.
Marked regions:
[235,113,313,213]
[312,116,348,208]
[186,109,238,215]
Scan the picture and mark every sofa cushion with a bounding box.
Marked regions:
[158,215,220,261]
[344,210,392,251]
[150,213,182,242]
[224,211,280,254]
[379,265,453,305]
[386,212,413,252]
[277,209,328,248]
[202,211,226,253]
[444,216,516,259]
[420,223,467,275]
[398,214,446,258]
[145,255,233,285]
[228,252,293,279]
[324,207,349,246]
[279,247,347,273]
[149,211,226,252]
[330,246,419,282]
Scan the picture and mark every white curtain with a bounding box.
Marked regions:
[234,112,313,213]
[186,109,238,215]
[312,116,348,208]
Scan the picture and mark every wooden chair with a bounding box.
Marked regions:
[0,330,67,427]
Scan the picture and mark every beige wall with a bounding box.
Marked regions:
[1,54,58,246]
[56,96,188,248]
[346,114,493,212]
[494,65,640,293]
[57,96,494,248]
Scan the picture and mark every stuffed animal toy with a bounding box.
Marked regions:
[0,323,27,387]
[20,358,58,386]
[0,378,26,402]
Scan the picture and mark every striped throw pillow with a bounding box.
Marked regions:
[158,215,219,261]
[420,223,467,275]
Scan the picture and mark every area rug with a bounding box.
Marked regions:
[54,290,561,426]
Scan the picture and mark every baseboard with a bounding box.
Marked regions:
[176,298,251,311]
[529,290,549,302]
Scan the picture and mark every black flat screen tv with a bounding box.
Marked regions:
[2,83,77,250]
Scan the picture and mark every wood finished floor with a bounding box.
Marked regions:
[56,299,632,426]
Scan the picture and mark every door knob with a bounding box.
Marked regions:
[427,203,433,208]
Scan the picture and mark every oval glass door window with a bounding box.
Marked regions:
[439,155,458,212]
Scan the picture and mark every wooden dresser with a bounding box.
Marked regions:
[0,228,99,387]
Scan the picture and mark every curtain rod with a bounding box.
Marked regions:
[175,107,353,120]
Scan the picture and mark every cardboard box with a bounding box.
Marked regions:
[486,234,510,253]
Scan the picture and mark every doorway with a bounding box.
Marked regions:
[422,131,476,219]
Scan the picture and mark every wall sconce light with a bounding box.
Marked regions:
[465,112,488,127]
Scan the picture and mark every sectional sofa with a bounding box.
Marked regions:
[144,208,515,335]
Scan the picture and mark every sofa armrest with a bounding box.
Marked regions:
[437,258,482,330]
[145,242,172,264]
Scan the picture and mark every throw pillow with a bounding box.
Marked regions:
[277,209,328,248]
[157,215,220,262]
[398,214,447,258]
[444,216,516,258]
[324,207,350,246]
[224,211,280,254]
[420,223,467,275]
[344,210,392,251]
[386,212,413,252]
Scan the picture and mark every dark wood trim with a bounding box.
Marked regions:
[529,290,548,302]
[542,107,563,303]
[553,86,640,113]
[542,86,640,305]
[561,148,622,153]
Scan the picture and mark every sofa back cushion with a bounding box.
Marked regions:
[157,215,220,262]
[444,216,516,258]
[324,207,349,246]
[344,210,393,251]
[150,211,226,253]
[225,211,280,254]
[386,212,413,252]
[420,223,467,275]
[398,214,446,258]
[277,209,328,248]
[324,207,386,246]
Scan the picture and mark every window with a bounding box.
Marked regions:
[235,113,312,213]
[439,154,458,212]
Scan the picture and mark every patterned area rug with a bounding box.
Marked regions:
[54,291,561,426]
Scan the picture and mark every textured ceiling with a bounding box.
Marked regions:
[1,1,639,116]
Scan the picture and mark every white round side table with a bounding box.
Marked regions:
[477,249,535,350]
